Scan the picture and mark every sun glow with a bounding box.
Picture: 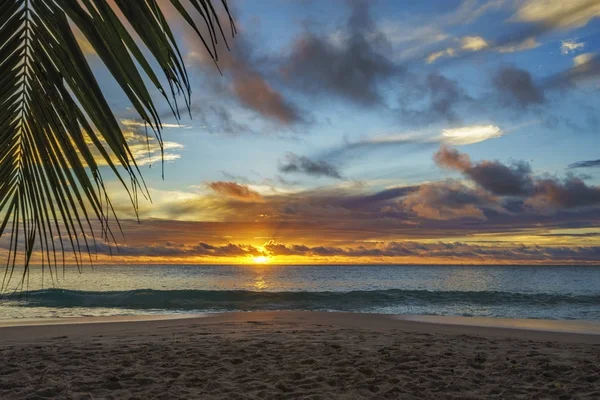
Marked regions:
[252,256,269,264]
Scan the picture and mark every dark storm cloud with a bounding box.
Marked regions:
[492,66,545,108]
[279,153,343,179]
[282,0,401,105]
[569,159,600,169]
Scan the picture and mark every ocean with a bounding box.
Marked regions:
[1,264,600,320]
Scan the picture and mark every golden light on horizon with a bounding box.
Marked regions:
[252,256,269,264]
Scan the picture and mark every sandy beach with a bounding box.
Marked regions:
[1,312,600,399]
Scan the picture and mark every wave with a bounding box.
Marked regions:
[3,289,600,312]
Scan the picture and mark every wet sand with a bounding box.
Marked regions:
[1,311,600,399]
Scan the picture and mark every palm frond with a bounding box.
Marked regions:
[0,0,235,291]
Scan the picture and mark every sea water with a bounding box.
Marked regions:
[1,264,600,320]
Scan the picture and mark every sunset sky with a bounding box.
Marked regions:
[27,0,600,265]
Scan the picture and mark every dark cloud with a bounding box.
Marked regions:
[434,146,534,196]
[52,236,600,263]
[434,146,472,170]
[282,0,400,105]
[72,202,600,261]
[206,181,263,202]
[398,72,469,124]
[263,240,600,263]
[401,180,501,220]
[545,54,600,89]
[466,161,534,196]
[93,241,261,258]
[530,177,600,209]
[279,153,343,179]
[340,186,418,209]
[569,159,600,169]
[185,12,303,125]
[432,147,600,215]
[230,73,302,124]
[192,103,253,135]
[493,66,545,108]
[191,242,262,257]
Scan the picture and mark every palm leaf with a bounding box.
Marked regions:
[0,0,235,291]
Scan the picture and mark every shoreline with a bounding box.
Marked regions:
[2,311,600,344]
[2,311,600,399]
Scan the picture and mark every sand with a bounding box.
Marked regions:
[1,312,600,399]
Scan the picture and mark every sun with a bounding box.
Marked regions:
[252,256,269,264]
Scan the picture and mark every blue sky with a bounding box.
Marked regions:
[75,0,600,264]
[111,0,600,189]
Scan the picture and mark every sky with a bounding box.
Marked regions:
[39,0,600,264]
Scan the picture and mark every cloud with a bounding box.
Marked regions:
[401,181,498,220]
[81,126,183,168]
[496,37,540,53]
[442,125,504,145]
[460,36,489,51]
[425,35,489,63]
[185,13,303,125]
[282,0,401,105]
[398,72,469,124]
[434,146,534,196]
[530,177,600,210]
[120,119,188,129]
[385,0,506,63]
[434,146,472,170]
[545,53,600,87]
[493,66,545,108]
[424,2,595,68]
[279,153,343,179]
[433,147,600,213]
[40,234,600,264]
[573,52,596,67]
[561,40,585,55]
[230,73,302,124]
[426,48,456,63]
[94,241,262,258]
[192,103,253,136]
[515,0,600,29]
[321,124,503,162]
[426,36,538,63]
[206,181,263,202]
[425,36,490,64]
[62,179,600,263]
[261,240,600,263]
[569,159,600,169]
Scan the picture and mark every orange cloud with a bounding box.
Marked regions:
[207,181,263,202]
